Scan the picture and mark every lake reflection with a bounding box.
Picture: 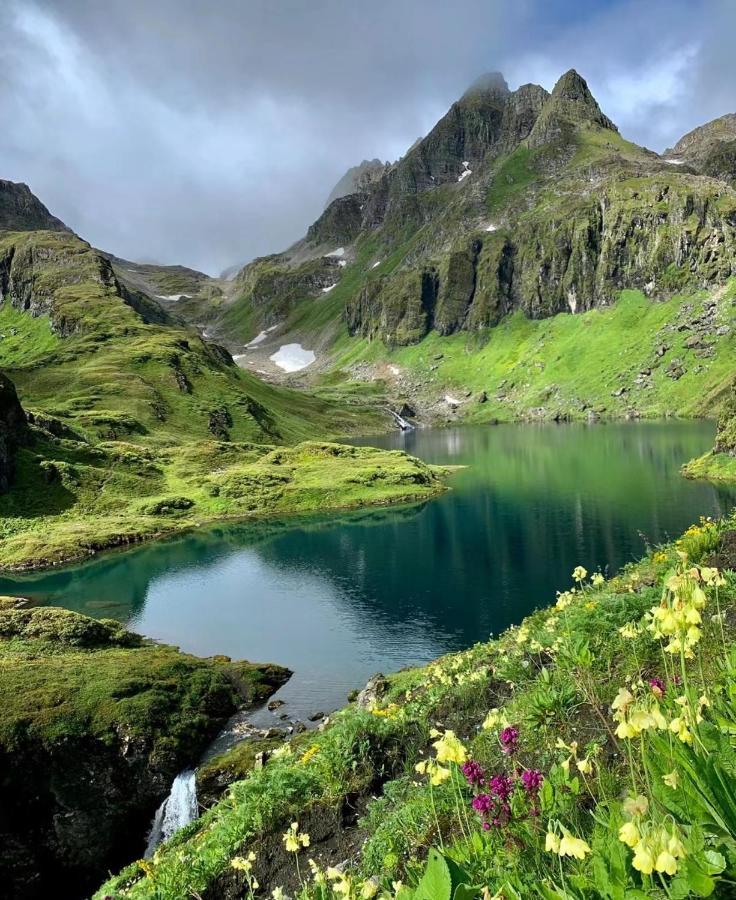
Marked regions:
[1,421,733,718]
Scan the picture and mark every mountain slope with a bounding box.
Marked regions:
[200,69,736,428]
[324,159,387,207]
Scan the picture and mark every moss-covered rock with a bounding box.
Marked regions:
[0,372,27,492]
[0,605,289,900]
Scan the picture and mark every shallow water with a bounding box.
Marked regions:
[2,421,733,722]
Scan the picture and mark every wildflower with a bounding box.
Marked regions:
[232,851,257,872]
[592,572,605,587]
[461,760,485,786]
[619,821,640,848]
[482,709,503,730]
[632,843,656,875]
[283,822,310,853]
[662,770,679,789]
[299,745,320,764]
[572,566,588,583]
[520,769,544,795]
[618,622,641,639]
[415,758,450,785]
[558,827,591,859]
[472,794,493,814]
[623,795,649,817]
[488,773,514,801]
[545,831,561,854]
[499,726,519,755]
[309,859,326,885]
[649,677,666,699]
[271,744,292,759]
[516,625,530,645]
[611,687,634,713]
[556,591,574,611]
[361,878,380,899]
[272,888,286,900]
[669,716,693,744]
[432,729,467,765]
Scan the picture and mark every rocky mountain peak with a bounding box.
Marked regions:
[527,68,617,147]
[461,71,510,101]
[325,159,388,208]
[0,180,71,233]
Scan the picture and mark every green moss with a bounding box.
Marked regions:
[0,436,447,570]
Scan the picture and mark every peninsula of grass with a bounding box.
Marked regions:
[97,516,736,899]
[0,434,447,571]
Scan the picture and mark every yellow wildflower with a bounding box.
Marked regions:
[572,566,588,583]
[619,822,640,848]
[662,770,679,789]
[623,794,648,817]
[432,729,467,765]
[283,822,310,853]
[558,827,591,860]
[592,572,605,587]
[545,831,560,854]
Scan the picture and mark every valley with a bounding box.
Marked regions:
[2,57,736,900]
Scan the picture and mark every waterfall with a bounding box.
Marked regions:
[144,769,198,857]
[389,410,414,431]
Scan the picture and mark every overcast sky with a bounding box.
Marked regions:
[1,0,734,274]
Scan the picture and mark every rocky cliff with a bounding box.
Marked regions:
[0,180,71,233]
[324,159,387,208]
[0,373,26,492]
[0,603,290,900]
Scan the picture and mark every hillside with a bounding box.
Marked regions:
[96,515,736,899]
[0,190,451,570]
[197,70,736,427]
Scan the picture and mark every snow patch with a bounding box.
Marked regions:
[270,343,316,373]
[338,259,347,267]
[371,260,381,269]
[485,223,498,232]
[321,284,336,294]
[458,161,472,183]
[157,294,186,301]
[664,158,685,166]
[325,247,345,258]
[388,365,400,375]
[444,395,462,407]
[246,330,269,347]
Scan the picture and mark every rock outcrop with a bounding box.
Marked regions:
[0,373,27,492]
[0,605,290,900]
[0,180,71,233]
[324,159,387,208]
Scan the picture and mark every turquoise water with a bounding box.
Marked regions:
[1,421,732,720]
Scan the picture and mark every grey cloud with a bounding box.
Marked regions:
[0,0,732,274]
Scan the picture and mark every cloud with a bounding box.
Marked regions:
[0,0,733,274]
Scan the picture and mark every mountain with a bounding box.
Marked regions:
[324,158,388,207]
[0,179,71,233]
[665,112,736,183]
[206,70,736,364]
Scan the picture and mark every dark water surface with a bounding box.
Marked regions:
[2,421,733,720]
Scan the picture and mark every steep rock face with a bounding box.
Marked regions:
[667,114,736,183]
[0,231,171,335]
[307,194,366,247]
[324,159,387,207]
[0,180,71,233]
[346,175,736,344]
[345,269,437,346]
[233,255,340,328]
[0,605,290,900]
[0,373,27,492]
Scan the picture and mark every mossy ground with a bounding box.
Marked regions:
[0,435,446,570]
[96,517,736,900]
[327,285,736,423]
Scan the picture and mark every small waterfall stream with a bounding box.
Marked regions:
[144,769,198,857]
[388,410,414,431]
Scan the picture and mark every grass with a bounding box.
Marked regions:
[0,435,447,570]
[95,515,736,899]
[327,286,736,423]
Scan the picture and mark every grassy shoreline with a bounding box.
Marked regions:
[0,436,449,573]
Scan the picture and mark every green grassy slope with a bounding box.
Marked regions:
[96,517,736,900]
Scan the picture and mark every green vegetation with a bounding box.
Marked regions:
[0,602,290,898]
[330,286,736,423]
[0,435,446,570]
[96,517,736,899]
